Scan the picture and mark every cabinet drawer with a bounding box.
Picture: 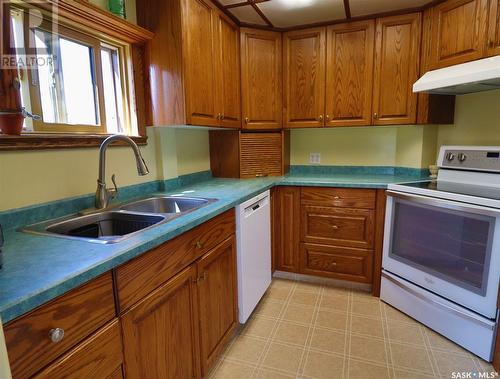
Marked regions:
[5,273,115,379]
[301,206,375,249]
[301,187,376,209]
[33,320,123,379]
[300,243,373,283]
[115,209,235,311]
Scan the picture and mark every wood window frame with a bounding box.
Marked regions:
[0,0,153,150]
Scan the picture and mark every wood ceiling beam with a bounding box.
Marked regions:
[343,0,351,19]
[211,0,241,25]
[250,1,274,28]
[225,0,270,9]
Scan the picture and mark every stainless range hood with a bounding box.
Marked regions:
[413,55,500,95]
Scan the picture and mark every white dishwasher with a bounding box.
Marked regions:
[236,190,272,324]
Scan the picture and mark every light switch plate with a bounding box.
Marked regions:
[309,153,321,164]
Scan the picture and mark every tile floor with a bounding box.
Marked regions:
[209,278,497,379]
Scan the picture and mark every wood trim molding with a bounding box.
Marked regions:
[34,0,154,44]
[343,0,351,19]
[0,134,148,151]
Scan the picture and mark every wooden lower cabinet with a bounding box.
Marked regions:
[196,236,238,376]
[121,265,202,379]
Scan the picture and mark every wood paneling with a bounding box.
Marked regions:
[372,189,387,297]
[240,28,282,130]
[5,273,115,379]
[372,13,421,125]
[325,20,375,127]
[209,130,241,178]
[283,28,326,128]
[488,0,500,56]
[121,266,201,379]
[33,320,123,379]
[274,186,301,272]
[183,0,220,126]
[300,243,373,283]
[115,210,235,311]
[301,206,375,249]
[216,13,241,128]
[240,132,283,177]
[301,187,376,209]
[197,237,238,375]
[429,0,488,68]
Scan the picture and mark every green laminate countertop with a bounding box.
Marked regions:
[0,172,427,324]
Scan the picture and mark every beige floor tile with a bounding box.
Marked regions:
[351,300,382,319]
[310,328,346,354]
[266,286,292,302]
[387,322,426,346]
[270,279,295,290]
[348,360,390,379]
[424,329,470,356]
[296,281,322,293]
[390,342,434,374]
[393,368,435,379]
[350,315,384,338]
[303,350,344,379]
[383,303,415,324]
[349,334,388,364]
[322,285,350,298]
[320,295,349,312]
[255,298,285,318]
[474,357,497,373]
[241,316,277,338]
[255,368,296,379]
[290,290,319,306]
[212,360,255,379]
[273,321,310,346]
[432,351,477,378]
[261,342,304,374]
[315,310,348,331]
[225,335,267,363]
[351,289,379,303]
[282,303,315,324]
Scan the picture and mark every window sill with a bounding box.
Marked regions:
[0,134,148,150]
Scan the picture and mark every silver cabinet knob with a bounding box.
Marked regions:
[49,328,65,343]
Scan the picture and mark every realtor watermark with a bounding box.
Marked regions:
[0,0,58,69]
[451,371,499,378]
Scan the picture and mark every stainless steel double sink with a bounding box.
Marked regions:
[22,196,216,244]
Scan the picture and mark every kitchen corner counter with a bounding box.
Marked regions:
[0,170,427,324]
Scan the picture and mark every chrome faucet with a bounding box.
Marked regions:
[95,135,149,209]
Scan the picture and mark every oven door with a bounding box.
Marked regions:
[383,190,500,319]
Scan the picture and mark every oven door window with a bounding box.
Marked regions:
[390,198,495,296]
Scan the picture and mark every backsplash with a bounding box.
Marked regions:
[289,165,430,177]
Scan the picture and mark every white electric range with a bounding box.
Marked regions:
[381,146,500,361]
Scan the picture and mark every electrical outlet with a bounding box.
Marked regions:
[309,153,321,164]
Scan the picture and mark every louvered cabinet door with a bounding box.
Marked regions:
[240,133,283,178]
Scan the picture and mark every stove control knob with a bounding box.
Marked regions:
[458,153,467,162]
[446,152,456,161]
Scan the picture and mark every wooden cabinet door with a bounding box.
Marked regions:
[183,0,219,127]
[215,12,241,128]
[488,0,500,56]
[325,20,375,127]
[373,13,421,125]
[121,266,201,379]
[241,28,282,130]
[196,236,238,376]
[274,186,301,272]
[283,28,326,128]
[430,0,489,67]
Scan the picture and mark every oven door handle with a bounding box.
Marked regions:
[386,190,500,218]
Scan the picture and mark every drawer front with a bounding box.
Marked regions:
[116,209,235,311]
[301,187,376,209]
[33,319,123,379]
[301,206,375,248]
[300,243,373,283]
[5,273,115,379]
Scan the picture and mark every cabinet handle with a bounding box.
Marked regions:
[221,113,225,120]
[196,272,208,283]
[318,115,324,122]
[244,117,249,123]
[325,115,330,122]
[331,225,339,229]
[49,328,65,343]
[373,113,379,119]
[330,262,337,267]
[333,196,341,200]
[196,241,203,249]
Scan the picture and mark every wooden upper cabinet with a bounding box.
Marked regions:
[215,13,241,128]
[283,28,326,128]
[372,13,421,125]
[488,0,500,56]
[325,20,375,127]
[241,28,282,130]
[182,0,219,126]
[429,0,489,68]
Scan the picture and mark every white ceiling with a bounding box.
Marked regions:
[218,0,435,29]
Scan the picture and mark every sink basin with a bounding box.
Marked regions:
[25,211,167,244]
[119,196,214,214]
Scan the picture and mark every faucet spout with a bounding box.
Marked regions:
[95,135,150,209]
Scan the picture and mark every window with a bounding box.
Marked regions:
[8,5,138,136]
